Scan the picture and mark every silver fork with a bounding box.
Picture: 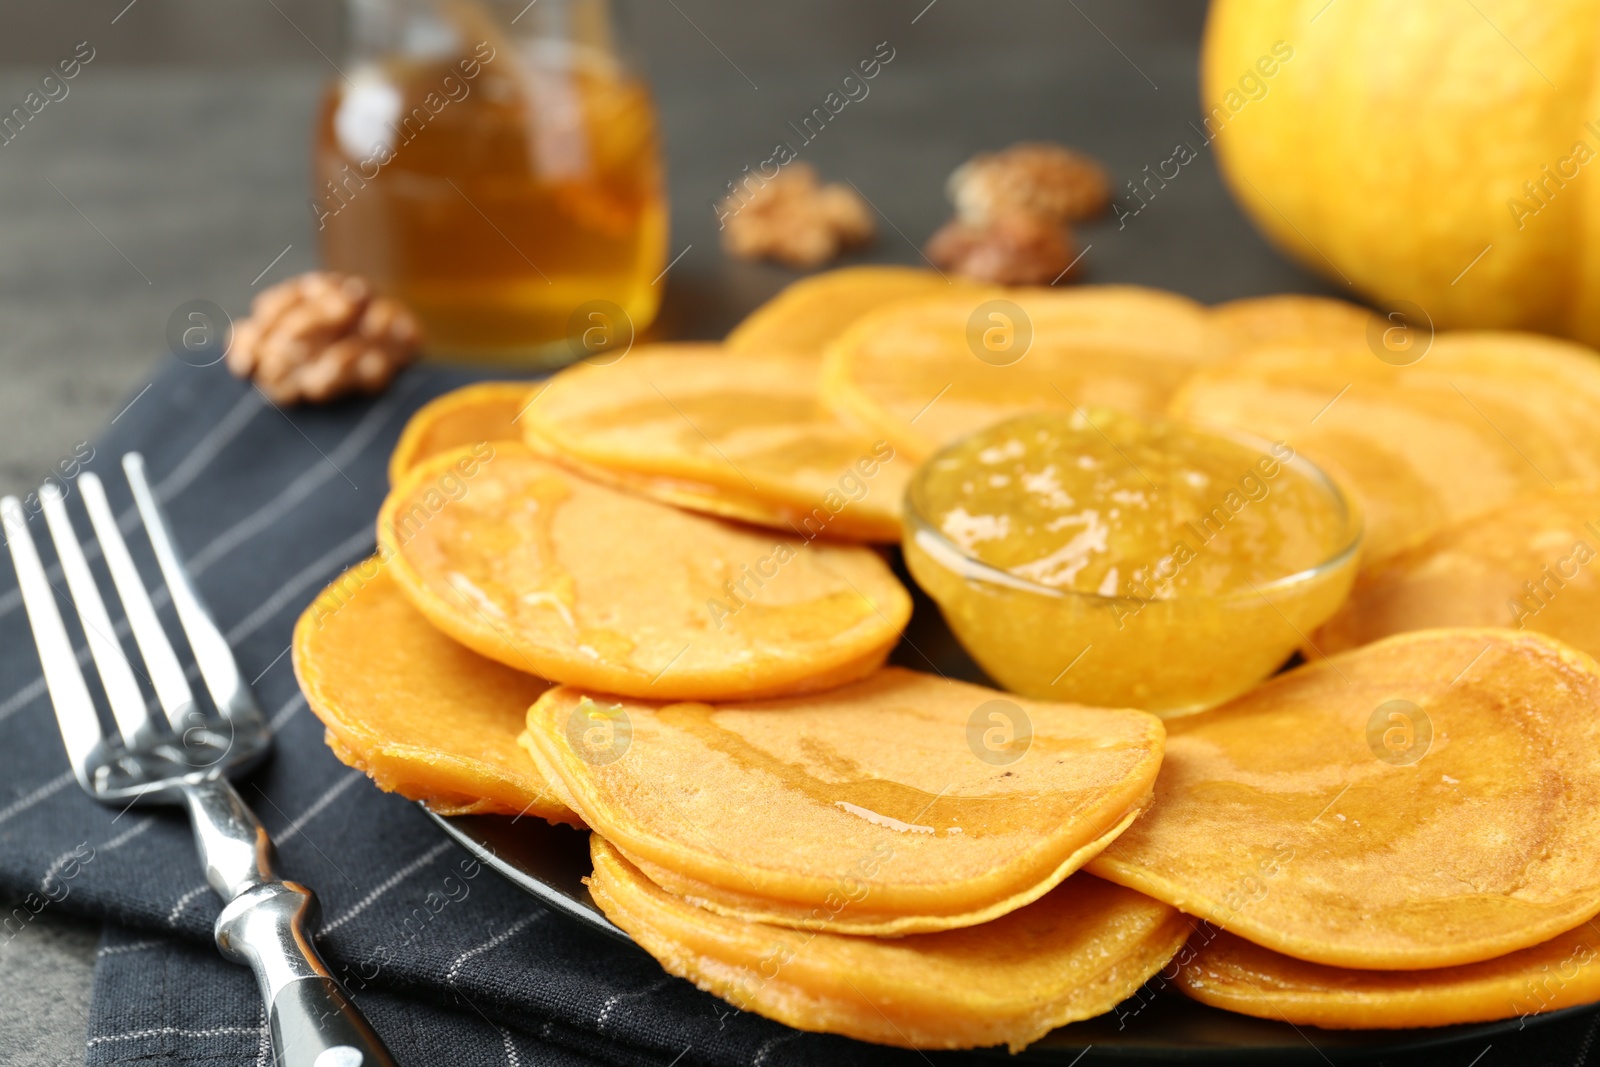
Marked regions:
[2,452,395,1067]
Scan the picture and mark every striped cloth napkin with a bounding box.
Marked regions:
[0,359,913,1067]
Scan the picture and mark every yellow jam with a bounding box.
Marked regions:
[904,411,1362,714]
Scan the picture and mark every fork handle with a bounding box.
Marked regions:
[216,881,397,1067]
[187,778,397,1066]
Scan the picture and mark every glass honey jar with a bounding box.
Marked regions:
[315,0,667,364]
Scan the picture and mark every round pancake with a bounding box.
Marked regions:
[1088,629,1600,970]
[609,807,1146,935]
[378,443,910,701]
[1175,922,1600,1029]
[522,347,907,542]
[388,381,534,484]
[1319,485,1600,660]
[525,668,1165,931]
[520,450,806,532]
[1209,294,1378,353]
[1169,332,1600,563]
[821,285,1228,460]
[725,266,975,356]
[292,557,579,824]
[588,836,1191,1052]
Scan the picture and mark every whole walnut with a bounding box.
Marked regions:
[925,213,1081,286]
[720,163,875,269]
[948,142,1111,225]
[227,272,420,404]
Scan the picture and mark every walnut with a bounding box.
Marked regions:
[720,163,875,269]
[924,212,1080,286]
[948,142,1111,225]
[226,272,420,404]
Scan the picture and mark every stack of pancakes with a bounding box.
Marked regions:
[293,267,1600,1048]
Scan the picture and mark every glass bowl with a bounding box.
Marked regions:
[902,421,1364,716]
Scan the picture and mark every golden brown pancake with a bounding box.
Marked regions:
[1169,332,1600,563]
[522,346,906,542]
[516,451,809,534]
[379,443,910,701]
[1174,922,1600,1029]
[292,557,578,824]
[1319,485,1600,660]
[525,668,1165,933]
[1209,294,1379,353]
[388,381,534,485]
[1089,629,1600,969]
[605,812,1145,935]
[588,835,1191,1051]
[725,266,975,356]
[821,285,1228,460]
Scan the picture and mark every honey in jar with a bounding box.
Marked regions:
[315,0,667,363]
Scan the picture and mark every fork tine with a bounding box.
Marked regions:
[81,472,197,732]
[39,483,164,751]
[3,495,107,780]
[123,453,262,724]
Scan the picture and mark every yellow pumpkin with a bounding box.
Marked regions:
[1202,0,1600,344]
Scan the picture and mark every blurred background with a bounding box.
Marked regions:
[0,0,1325,498]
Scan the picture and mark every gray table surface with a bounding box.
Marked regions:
[0,3,1338,1062]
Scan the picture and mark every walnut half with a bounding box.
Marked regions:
[948,142,1111,225]
[227,272,420,405]
[719,163,875,269]
[925,212,1081,287]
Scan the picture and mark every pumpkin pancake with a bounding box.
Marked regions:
[604,808,1145,935]
[821,285,1228,460]
[1168,332,1600,563]
[1319,485,1600,660]
[1173,922,1600,1029]
[522,346,906,542]
[725,266,972,357]
[1209,294,1378,353]
[1088,629,1600,970]
[525,668,1165,933]
[388,381,535,484]
[379,443,910,701]
[522,451,803,532]
[292,558,579,824]
[588,836,1191,1051]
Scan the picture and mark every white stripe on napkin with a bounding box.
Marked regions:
[447,913,542,985]
[322,839,454,934]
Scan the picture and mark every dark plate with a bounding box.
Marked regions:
[427,553,1597,1060]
